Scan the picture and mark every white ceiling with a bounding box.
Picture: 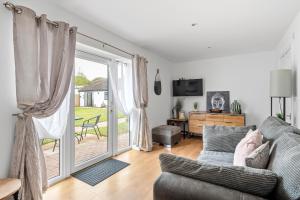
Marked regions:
[48,0,300,62]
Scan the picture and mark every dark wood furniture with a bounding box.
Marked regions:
[167,118,189,138]
[189,112,246,135]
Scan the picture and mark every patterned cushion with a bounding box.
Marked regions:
[246,141,270,169]
[233,130,263,166]
[198,151,234,166]
[259,116,300,144]
[267,133,300,200]
[203,125,256,153]
[159,153,277,197]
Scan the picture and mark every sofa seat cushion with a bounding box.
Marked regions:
[198,151,234,166]
[268,133,300,200]
[160,153,278,198]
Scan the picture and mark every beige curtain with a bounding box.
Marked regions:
[9,6,77,200]
[132,55,152,151]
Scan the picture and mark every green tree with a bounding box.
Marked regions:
[75,72,90,86]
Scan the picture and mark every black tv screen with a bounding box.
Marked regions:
[173,79,203,96]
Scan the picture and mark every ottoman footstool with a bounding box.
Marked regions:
[152,125,181,147]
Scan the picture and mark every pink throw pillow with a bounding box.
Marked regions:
[233,129,263,166]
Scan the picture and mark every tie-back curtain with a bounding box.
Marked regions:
[132,55,152,151]
[9,6,77,200]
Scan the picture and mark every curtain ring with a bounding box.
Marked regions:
[4,2,22,14]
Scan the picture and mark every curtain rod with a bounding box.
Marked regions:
[3,1,135,58]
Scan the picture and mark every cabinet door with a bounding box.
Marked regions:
[189,126,203,134]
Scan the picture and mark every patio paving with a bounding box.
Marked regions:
[42,133,130,179]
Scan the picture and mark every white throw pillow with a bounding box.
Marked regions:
[233,129,263,166]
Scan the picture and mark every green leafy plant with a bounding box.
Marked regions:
[75,72,91,86]
[276,113,284,120]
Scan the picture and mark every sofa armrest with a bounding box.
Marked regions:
[154,172,267,200]
[203,125,256,152]
[159,153,277,198]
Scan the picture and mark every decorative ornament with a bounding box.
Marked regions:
[154,69,161,95]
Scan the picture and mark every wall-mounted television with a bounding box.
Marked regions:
[173,79,203,96]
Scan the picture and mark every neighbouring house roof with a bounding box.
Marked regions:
[78,77,108,92]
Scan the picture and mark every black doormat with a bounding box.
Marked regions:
[72,159,130,186]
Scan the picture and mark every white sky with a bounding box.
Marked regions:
[75,57,107,80]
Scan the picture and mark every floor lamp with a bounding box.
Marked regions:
[270,69,292,121]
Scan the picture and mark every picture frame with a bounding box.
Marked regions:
[206,91,230,112]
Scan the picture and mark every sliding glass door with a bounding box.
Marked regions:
[71,56,113,171]
[71,49,131,172]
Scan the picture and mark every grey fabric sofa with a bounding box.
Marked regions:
[153,117,300,200]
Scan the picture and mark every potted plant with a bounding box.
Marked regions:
[276,113,284,120]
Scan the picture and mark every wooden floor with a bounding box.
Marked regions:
[43,137,202,200]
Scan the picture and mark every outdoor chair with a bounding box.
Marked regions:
[80,115,102,141]
[41,139,58,152]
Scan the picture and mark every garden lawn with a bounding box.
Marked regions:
[42,107,128,145]
[75,121,129,138]
[75,106,126,127]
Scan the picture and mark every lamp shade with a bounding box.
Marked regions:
[270,69,292,97]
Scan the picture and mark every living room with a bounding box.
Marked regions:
[0,0,299,200]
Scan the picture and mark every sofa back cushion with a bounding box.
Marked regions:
[259,116,300,145]
[267,132,300,200]
[203,125,256,153]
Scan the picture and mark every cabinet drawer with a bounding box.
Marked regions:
[189,119,204,127]
[224,115,244,124]
[215,121,244,127]
[189,113,205,121]
[189,126,203,134]
[206,114,224,122]
[204,121,215,126]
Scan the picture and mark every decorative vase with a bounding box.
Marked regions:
[231,100,241,114]
[172,107,178,119]
[193,102,198,111]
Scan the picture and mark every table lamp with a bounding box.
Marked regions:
[270,69,292,121]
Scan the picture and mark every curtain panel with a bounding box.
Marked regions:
[132,55,152,151]
[10,6,77,200]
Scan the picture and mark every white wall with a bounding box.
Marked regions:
[275,12,300,127]
[172,51,277,126]
[0,0,172,178]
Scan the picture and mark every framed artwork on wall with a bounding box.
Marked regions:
[206,91,230,112]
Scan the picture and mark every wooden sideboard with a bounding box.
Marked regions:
[189,112,245,135]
